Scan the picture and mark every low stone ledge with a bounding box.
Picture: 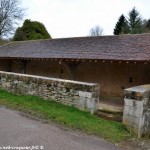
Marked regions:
[124,85,150,101]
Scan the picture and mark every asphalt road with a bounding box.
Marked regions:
[0,107,121,150]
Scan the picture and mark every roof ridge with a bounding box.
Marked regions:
[42,33,150,40]
[4,33,150,44]
[11,38,52,44]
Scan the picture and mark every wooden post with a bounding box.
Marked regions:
[69,63,76,80]
[62,62,80,80]
[14,60,30,74]
[22,60,27,74]
[8,60,12,72]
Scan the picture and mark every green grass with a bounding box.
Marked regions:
[0,89,130,142]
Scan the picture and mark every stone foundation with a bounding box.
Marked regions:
[123,85,150,137]
[0,71,100,114]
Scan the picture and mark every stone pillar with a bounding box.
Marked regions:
[78,85,100,114]
[123,85,150,138]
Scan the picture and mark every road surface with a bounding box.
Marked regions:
[0,106,121,150]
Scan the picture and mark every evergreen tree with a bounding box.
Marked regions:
[128,7,143,34]
[13,19,51,41]
[113,7,144,35]
[113,15,129,35]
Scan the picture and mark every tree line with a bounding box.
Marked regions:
[114,7,150,35]
[90,7,150,36]
[0,0,51,42]
[0,0,150,42]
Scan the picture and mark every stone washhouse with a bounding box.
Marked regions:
[0,33,150,106]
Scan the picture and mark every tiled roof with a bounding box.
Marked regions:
[0,33,150,61]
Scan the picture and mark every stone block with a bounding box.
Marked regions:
[128,107,135,117]
[2,82,11,89]
[130,106,143,118]
[79,91,93,98]
[124,98,144,107]
[77,97,86,110]
[141,110,150,137]
[123,105,130,116]
[28,90,36,96]
[86,98,96,109]
[124,85,150,100]
[123,115,142,129]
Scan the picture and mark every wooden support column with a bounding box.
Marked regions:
[21,60,27,74]
[14,60,30,74]
[62,61,80,80]
[8,60,12,72]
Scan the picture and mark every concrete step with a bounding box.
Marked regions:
[96,101,124,122]
[98,102,123,113]
[96,111,123,122]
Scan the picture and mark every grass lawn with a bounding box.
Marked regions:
[0,89,130,143]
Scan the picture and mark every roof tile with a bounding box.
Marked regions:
[0,34,150,61]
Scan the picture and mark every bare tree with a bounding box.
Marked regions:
[89,25,103,36]
[0,0,25,38]
[142,19,150,33]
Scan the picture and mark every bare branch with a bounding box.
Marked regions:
[0,0,25,38]
[89,25,103,36]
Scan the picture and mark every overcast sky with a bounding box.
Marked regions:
[21,0,150,38]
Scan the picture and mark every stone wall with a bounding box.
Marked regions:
[123,85,150,137]
[1,59,150,102]
[0,71,100,114]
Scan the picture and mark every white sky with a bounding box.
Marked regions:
[21,0,150,38]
